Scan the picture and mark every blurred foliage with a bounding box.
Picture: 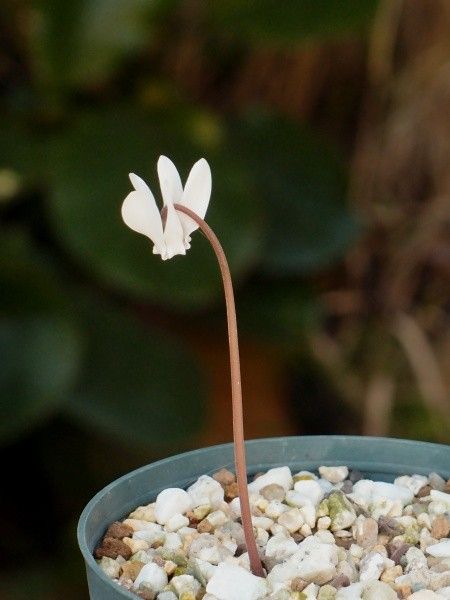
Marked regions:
[208,0,379,44]
[2,0,450,597]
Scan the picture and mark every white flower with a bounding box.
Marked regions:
[121,155,212,260]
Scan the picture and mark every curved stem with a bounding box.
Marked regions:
[174,203,264,577]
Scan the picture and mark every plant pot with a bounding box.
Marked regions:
[77,435,450,599]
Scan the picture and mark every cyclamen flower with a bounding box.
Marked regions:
[120,153,264,577]
[121,155,212,260]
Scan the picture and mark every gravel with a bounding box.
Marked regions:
[94,465,450,600]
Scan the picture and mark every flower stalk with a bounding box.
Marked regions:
[174,203,264,578]
[121,156,264,577]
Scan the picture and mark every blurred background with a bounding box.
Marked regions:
[1,0,449,597]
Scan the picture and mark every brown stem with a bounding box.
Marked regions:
[174,203,264,577]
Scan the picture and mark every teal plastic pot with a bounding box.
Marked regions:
[78,435,450,599]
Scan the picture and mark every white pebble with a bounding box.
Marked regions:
[251,516,274,530]
[319,466,349,483]
[157,592,177,600]
[278,508,304,533]
[359,551,385,581]
[300,523,312,537]
[255,527,269,546]
[163,532,182,551]
[171,574,201,596]
[294,470,317,480]
[295,535,338,583]
[395,474,428,495]
[315,530,335,544]
[426,541,450,558]
[351,480,413,509]
[265,532,298,560]
[154,488,192,525]
[207,510,229,528]
[431,490,450,509]
[133,562,168,592]
[349,543,364,559]
[317,479,335,495]
[265,500,288,519]
[300,504,317,528]
[408,592,447,600]
[317,516,332,530]
[99,556,121,578]
[270,523,287,536]
[362,580,397,599]
[188,475,224,510]
[165,513,189,532]
[429,473,447,492]
[405,546,428,571]
[248,467,293,494]
[206,562,268,600]
[336,583,363,599]
[177,526,197,539]
[293,479,324,505]
[303,582,319,598]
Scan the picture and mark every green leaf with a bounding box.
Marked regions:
[66,302,206,447]
[0,231,68,315]
[30,0,168,89]
[238,282,322,345]
[208,0,379,45]
[0,233,82,443]
[0,118,46,186]
[392,393,450,443]
[47,107,263,308]
[234,114,360,274]
[0,315,81,443]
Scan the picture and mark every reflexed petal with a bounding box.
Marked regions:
[121,173,165,256]
[178,158,211,238]
[163,202,186,260]
[157,155,183,206]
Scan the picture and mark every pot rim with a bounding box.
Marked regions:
[77,434,449,596]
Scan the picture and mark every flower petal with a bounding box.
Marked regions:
[121,173,165,256]
[178,158,211,237]
[163,202,186,260]
[157,155,183,206]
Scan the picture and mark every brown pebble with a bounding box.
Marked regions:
[153,555,165,567]
[416,484,432,498]
[136,589,156,600]
[120,561,144,582]
[292,532,305,543]
[235,542,247,556]
[186,510,199,527]
[95,537,132,560]
[378,516,403,536]
[341,480,353,494]
[291,577,307,591]
[349,469,363,483]
[330,574,350,589]
[387,542,410,565]
[225,482,239,501]
[197,518,213,533]
[430,562,448,573]
[106,521,134,540]
[335,537,353,549]
[260,484,285,502]
[213,468,236,487]
[356,517,378,549]
[397,584,412,599]
[431,515,450,539]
